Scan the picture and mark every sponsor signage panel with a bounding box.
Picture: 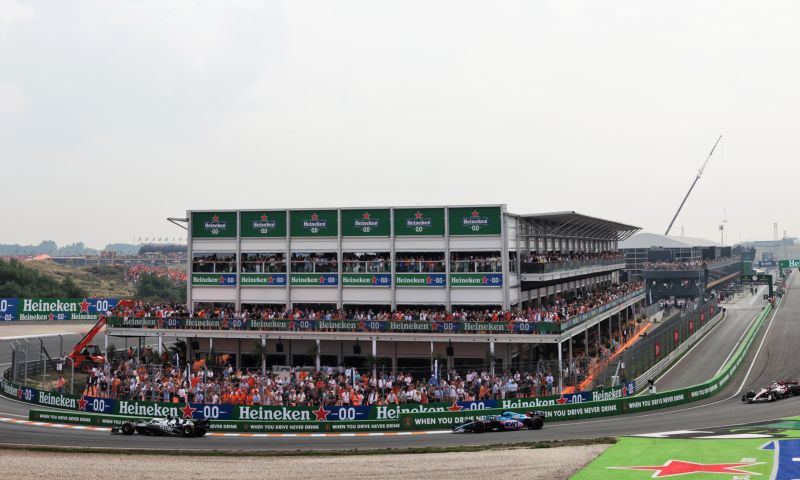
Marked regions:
[191,211,237,238]
[341,209,390,237]
[393,208,444,236]
[448,206,502,235]
[0,298,18,321]
[290,273,339,286]
[15,298,119,321]
[240,273,287,287]
[778,259,800,269]
[240,211,287,238]
[341,273,392,287]
[290,210,338,237]
[395,273,446,287]
[191,273,237,286]
[449,273,503,287]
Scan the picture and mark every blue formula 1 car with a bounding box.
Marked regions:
[452,411,545,433]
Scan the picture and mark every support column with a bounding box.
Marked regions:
[568,336,573,387]
[392,341,397,374]
[557,340,563,394]
[316,339,321,372]
[261,337,267,375]
[489,339,495,378]
[158,335,163,357]
[103,332,109,356]
[372,338,377,379]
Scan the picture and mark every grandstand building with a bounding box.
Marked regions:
[186,206,640,312]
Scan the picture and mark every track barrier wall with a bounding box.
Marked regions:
[0,304,772,432]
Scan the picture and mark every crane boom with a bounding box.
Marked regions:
[664,135,722,236]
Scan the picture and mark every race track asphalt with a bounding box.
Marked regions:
[0,278,798,452]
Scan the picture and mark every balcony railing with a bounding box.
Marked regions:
[107,288,645,336]
[520,257,625,274]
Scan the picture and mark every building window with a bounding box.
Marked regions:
[192,253,236,273]
[342,252,390,273]
[290,252,338,273]
[241,252,286,273]
[449,251,502,273]
[395,252,445,273]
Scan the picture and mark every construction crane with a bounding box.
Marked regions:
[665,135,723,236]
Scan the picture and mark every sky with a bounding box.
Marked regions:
[1,0,798,248]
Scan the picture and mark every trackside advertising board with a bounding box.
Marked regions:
[0,298,119,321]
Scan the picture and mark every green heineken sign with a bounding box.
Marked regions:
[341,209,390,237]
[778,259,800,269]
[240,211,287,238]
[191,212,237,238]
[395,273,446,287]
[239,273,287,287]
[394,208,444,236]
[290,210,338,237]
[448,206,501,235]
[290,273,339,286]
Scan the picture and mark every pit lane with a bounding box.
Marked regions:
[0,280,798,451]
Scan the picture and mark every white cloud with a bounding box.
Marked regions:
[0,83,25,113]
[0,0,34,31]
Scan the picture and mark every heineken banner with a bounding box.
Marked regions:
[240,211,287,238]
[0,298,119,321]
[240,273,287,287]
[191,273,237,287]
[342,273,392,287]
[290,210,338,237]
[341,209,390,237]
[450,273,503,287]
[106,315,562,334]
[395,273,446,287]
[448,206,502,236]
[0,376,634,422]
[394,208,445,236]
[191,211,237,239]
[290,273,339,286]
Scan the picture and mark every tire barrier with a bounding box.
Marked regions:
[2,304,772,433]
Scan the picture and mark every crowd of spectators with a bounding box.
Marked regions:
[240,253,286,273]
[395,253,445,273]
[125,265,187,284]
[644,256,741,271]
[192,253,236,273]
[83,354,562,406]
[112,281,644,326]
[521,250,624,264]
[290,253,338,273]
[342,253,390,273]
[450,253,502,273]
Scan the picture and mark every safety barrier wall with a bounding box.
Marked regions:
[3,304,772,432]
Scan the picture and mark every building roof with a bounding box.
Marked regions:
[518,211,641,241]
[619,232,721,249]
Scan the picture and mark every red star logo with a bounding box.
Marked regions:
[557,397,568,405]
[471,210,480,217]
[655,342,661,357]
[266,276,274,284]
[157,319,165,328]
[212,215,219,222]
[506,321,515,332]
[414,211,423,219]
[48,313,54,321]
[609,460,761,478]
[622,386,628,396]
[371,276,378,284]
[79,299,90,313]
[431,321,438,331]
[288,320,295,330]
[700,313,705,321]
[181,403,197,419]
[358,321,366,331]
[362,212,370,220]
[314,405,330,421]
[447,402,463,412]
[17,387,23,399]
[689,320,694,333]
[78,396,88,411]
[319,276,325,284]
[260,214,268,221]
[426,276,432,284]
[482,276,488,284]
[310,213,319,221]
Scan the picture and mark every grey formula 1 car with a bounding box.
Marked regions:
[452,411,545,433]
[111,416,209,437]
